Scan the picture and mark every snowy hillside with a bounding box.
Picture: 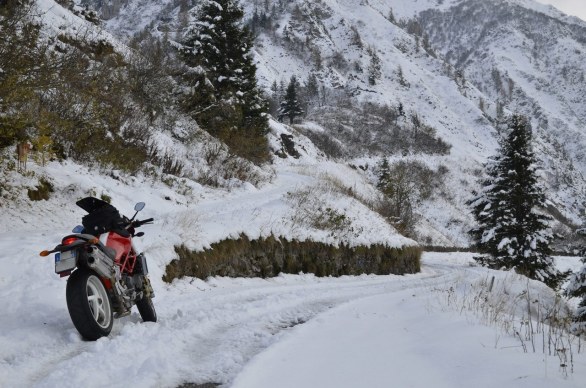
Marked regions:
[74,0,586,246]
[418,0,586,198]
[243,0,586,243]
[0,138,585,386]
[4,111,584,386]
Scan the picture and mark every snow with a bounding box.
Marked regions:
[0,123,415,386]
[1,144,585,388]
[3,1,586,386]
[2,226,585,388]
[74,0,586,245]
[36,0,128,55]
[1,134,585,388]
[233,253,586,388]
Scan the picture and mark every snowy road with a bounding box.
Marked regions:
[0,229,463,388]
[1,224,584,388]
[0,160,423,388]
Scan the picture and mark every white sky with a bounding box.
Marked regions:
[536,0,586,21]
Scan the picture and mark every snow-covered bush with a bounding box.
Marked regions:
[166,235,421,281]
[375,158,447,236]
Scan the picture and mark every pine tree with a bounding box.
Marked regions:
[388,8,396,24]
[397,65,408,87]
[179,0,269,163]
[376,158,415,235]
[279,75,304,124]
[305,73,320,102]
[376,157,392,192]
[367,46,381,86]
[268,79,281,116]
[469,115,566,289]
[567,261,586,333]
[301,73,319,113]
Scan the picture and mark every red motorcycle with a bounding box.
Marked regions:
[40,197,157,340]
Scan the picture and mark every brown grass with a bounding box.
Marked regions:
[163,234,421,282]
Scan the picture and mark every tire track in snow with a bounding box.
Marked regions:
[20,261,467,388]
[0,232,475,388]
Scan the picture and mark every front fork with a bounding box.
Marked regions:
[140,275,155,299]
[110,256,155,317]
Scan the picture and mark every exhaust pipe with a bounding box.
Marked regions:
[84,246,116,280]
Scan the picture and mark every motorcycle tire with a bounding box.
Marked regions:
[66,269,113,340]
[136,295,157,323]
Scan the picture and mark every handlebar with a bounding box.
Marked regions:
[134,218,154,227]
[124,217,154,230]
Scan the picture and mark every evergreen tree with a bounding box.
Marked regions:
[279,75,304,124]
[397,65,408,87]
[179,0,269,164]
[376,158,415,235]
[388,8,396,24]
[397,102,405,120]
[301,73,319,113]
[267,79,281,116]
[367,46,381,86]
[469,115,566,289]
[305,73,320,102]
[567,264,586,332]
[311,48,322,70]
[376,157,392,192]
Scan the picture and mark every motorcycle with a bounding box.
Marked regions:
[40,197,157,340]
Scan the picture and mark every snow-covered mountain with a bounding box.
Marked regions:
[2,0,418,266]
[3,2,586,386]
[74,0,586,246]
[419,0,586,199]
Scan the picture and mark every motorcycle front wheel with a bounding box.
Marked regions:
[66,269,113,340]
[136,295,157,323]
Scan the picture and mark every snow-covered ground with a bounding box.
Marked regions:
[1,227,584,388]
[234,253,586,388]
[1,134,585,387]
[3,1,586,386]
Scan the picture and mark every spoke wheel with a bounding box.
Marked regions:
[86,275,112,329]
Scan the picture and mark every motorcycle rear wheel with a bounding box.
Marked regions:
[66,269,113,340]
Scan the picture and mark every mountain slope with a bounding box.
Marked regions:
[244,0,586,243]
[418,0,586,184]
[71,0,586,245]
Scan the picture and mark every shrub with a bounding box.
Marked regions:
[100,193,112,203]
[27,177,53,201]
[375,159,447,236]
[163,235,421,281]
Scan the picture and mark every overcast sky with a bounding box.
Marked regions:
[535,0,586,21]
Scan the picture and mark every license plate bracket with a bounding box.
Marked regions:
[55,250,77,273]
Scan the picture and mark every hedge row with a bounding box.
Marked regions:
[163,234,421,282]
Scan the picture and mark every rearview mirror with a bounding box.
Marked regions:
[134,202,145,212]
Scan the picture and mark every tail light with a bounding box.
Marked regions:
[62,237,78,246]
